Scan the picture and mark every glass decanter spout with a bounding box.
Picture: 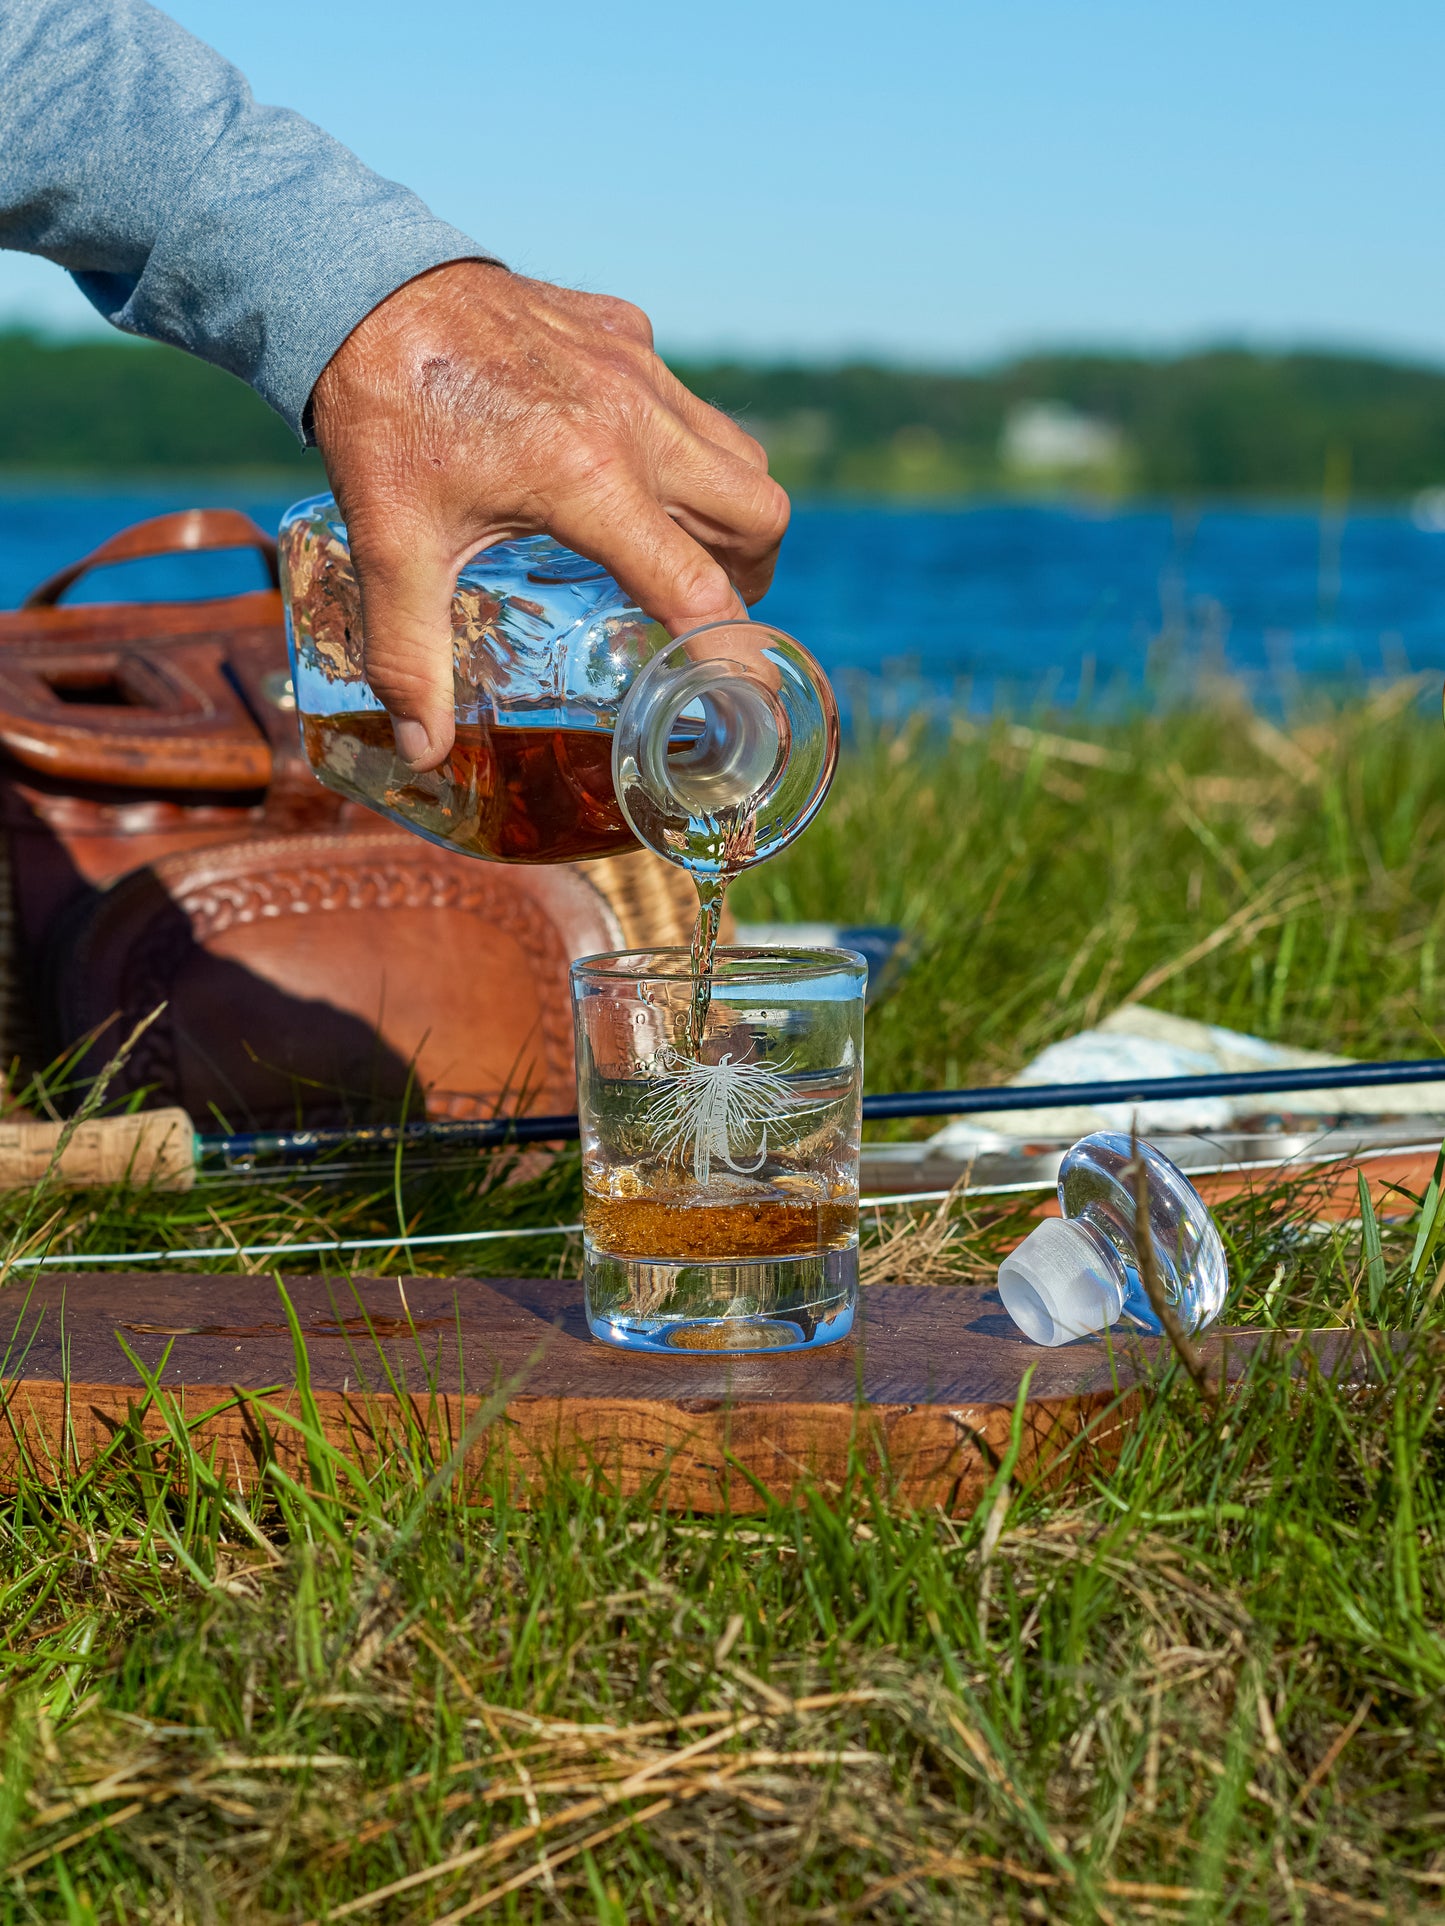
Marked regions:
[610,619,839,878]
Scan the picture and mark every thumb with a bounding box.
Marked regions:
[351,538,458,770]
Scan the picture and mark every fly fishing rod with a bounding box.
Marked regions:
[7,1054,1443,1191]
[211,1053,1445,1164]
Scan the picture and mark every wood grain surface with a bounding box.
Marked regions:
[864,1147,1440,1221]
[0,1275,1373,1513]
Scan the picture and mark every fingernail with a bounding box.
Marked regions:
[391,718,431,766]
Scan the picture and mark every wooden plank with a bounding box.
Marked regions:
[882,1146,1439,1231]
[0,1274,1368,1514]
[1192,1149,1436,1220]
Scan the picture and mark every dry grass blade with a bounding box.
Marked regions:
[842,1851,1208,1914]
[859,1179,981,1285]
[1293,1692,1375,1809]
[1291,1880,1390,1920]
[430,1789,689,1924]
[1120,877,1317,1007]
[1247,714,1323,785]
[6,1799,149,1879]
[309,1713,768,1923]
[307,1689,896,1920]
[321,1695,887,1864]
[308,1793,619,1922]
[1129,1130,1218,1412]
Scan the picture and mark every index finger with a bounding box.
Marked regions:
[651,361,772,472]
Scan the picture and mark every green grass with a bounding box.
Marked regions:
[736,674,1445,1099]
[5,684,1445,1919]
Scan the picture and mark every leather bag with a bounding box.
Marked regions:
[0,508,702,1127]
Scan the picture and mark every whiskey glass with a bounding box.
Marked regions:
[571,947,865,1353]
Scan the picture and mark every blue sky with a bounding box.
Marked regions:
[3,0,1442,367]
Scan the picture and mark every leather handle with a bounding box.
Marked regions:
[22,509,280,609]
[0,1109,195,1190]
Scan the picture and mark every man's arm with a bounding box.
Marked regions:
[0,0,491,435]
[0,1,790,769]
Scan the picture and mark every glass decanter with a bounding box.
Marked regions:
[277,493,838,872]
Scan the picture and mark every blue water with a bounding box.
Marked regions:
[3,484,1443,713]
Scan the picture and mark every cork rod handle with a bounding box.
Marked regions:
[0,1109,196,1190]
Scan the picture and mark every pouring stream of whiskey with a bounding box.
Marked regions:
[685,793,762,1055]
[686,877,725,1053]
[684,806,758,1054]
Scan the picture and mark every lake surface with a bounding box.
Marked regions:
[3,486,1443,714]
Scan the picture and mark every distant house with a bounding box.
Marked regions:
[1001,400,1122,475]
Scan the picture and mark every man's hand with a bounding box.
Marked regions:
[310,261,790,770]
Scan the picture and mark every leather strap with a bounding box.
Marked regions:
[0,634,273,791]
[22,509,280,608]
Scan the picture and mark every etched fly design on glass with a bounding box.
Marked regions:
[639,1048,831,1186]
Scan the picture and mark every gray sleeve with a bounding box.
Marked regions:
[0,0,498,438]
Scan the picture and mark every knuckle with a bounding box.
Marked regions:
[673,550,732,614]
[358,655,446,715]
[580,350,669,439]
[589,292,654,345]
[750,476,791,545]
[345,514,429,581]
[553,425,627,495]
[585,351,646,409]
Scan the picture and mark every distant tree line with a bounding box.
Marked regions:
[3,328,1445,498]
[672,349,1445,498]
[0,330,316,474]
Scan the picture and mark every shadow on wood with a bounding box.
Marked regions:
[0,1275,1373,1514]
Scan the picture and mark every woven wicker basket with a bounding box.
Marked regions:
[584,847,732,952]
